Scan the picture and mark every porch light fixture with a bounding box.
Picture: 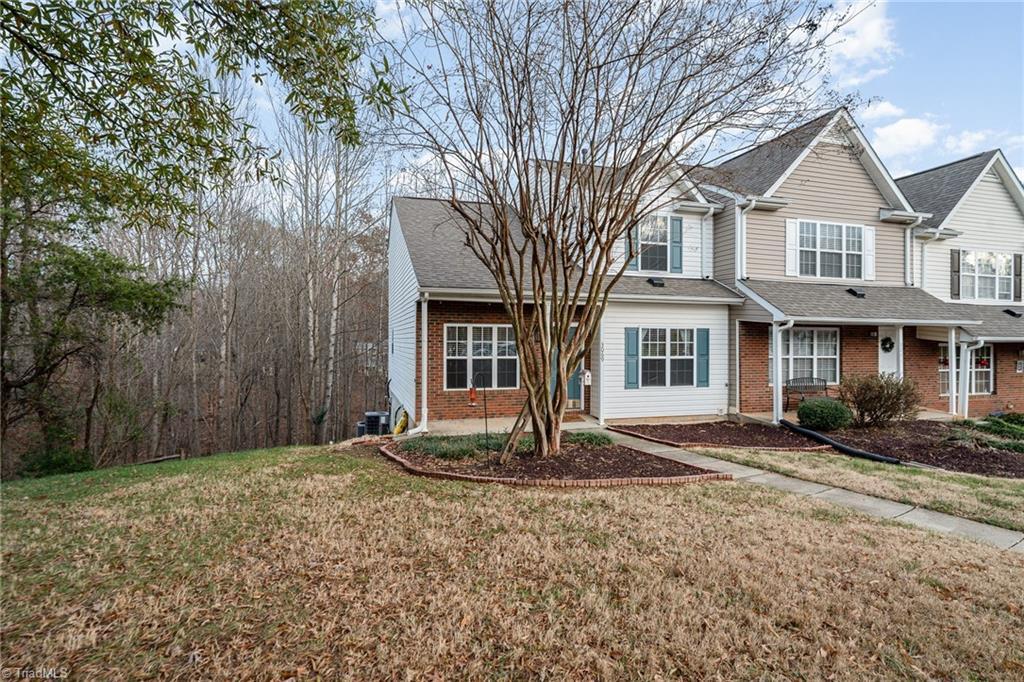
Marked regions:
[846,287,866,298]
[647,277,665,287]
[1003,308,1023,318]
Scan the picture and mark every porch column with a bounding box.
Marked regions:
[958,342,971,418]
[896,325,905,379]
[947,327,958,415]
[771,322,784,424]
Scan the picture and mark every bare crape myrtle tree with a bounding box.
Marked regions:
[390,0,853,458]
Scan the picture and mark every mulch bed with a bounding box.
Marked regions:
[381,442,730,487]
[610,421,829,451]
[830,421,1024,479]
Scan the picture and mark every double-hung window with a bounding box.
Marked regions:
[939,344,993,395]
[640,327,696,387]
[769,328,840,384]
[639,215,669,271]
[798,220,864,279]
[445,325,519,389]
[960,252,1013,301]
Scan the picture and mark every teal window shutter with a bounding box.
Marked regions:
[627,227,639,271]
[624,328,639,389]
[696,328,709,387]
[670,216,683,273]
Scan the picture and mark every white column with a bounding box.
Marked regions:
[958,342,971,418]
[947,327,957,415]
[420,296,429,429]
[896,326,905,379]
[772,322,784,423]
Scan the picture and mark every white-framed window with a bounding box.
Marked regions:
[960,251,1013,301]
[640,327,696,387]
[798,220,864,279]
[445,324,519,390]
[639,214,669,272]
[768,327,840,384]
[939,344,993,395]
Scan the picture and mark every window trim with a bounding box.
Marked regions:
[768,326,841,386]
[443,323,520,391]
[958,251,1014,302]
[639,326,698,388]
[796,219,865,280]
[938,343,993,396]
[637,213,671,274]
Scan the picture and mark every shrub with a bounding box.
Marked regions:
[20,445,93,477]
[998,412,1024,427]
[837,374,921,428]
[564,431,613,447]
[797,398,852,431]
[971,417,1024,442]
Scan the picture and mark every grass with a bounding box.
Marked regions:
[401,430,614,459]
[694,446,1024,532]
[2,445,1023,679]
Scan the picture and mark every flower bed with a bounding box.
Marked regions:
[381,432,730,487]
[610,421,829,451]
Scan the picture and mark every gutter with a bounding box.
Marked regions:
[405,293,430,435]
[418,287,743,305]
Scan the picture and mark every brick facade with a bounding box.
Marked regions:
[738,322,878,414]
[416,300,589,422]
[738,321,1024,417]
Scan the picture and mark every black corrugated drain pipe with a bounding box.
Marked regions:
[780,419,902,465]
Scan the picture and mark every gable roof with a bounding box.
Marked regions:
[694,109,839,197]
[958,303,1024,341]
[694,108,914,212]
[391,197,742,302]
[895,150,1023,230]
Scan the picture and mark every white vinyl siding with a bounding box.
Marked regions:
[387,205,420,420]
[600,302,728,418]
[616,212,711,278]
[921,169,1024,301]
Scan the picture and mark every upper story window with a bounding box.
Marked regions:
[640,216,669,271]
[798,220,863,279]
[960,251,1013,301]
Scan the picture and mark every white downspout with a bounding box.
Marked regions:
[701,205,714,279]
[739,197,759,281]
[771,318,795,424]
[947,326,958,415]
[959,338,985,418]
[921,228,942,291]
[904,216,923,286]
[405,293,430,435]
[896,325,905,379]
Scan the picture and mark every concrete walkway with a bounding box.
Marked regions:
[603,429,1024,552]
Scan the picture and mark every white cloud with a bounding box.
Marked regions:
[872,118,944,158]
[375,0,414,40]
[860,100,904,121]
[828,1,900,89]
[943,130,993,155]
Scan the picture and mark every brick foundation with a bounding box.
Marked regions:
[738,322,1024,417]
[416,300,590,422]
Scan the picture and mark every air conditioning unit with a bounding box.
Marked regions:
[364,411,391,435]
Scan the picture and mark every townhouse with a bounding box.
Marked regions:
[387,108,1024,430]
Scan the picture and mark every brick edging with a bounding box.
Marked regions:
[606,426,833,452]
[377,443,732,488]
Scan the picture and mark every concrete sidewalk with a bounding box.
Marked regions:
[603,429,1024,552]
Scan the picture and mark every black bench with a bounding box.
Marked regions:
[784,377,829,410]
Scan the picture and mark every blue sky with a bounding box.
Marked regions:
[832,1,1023,179]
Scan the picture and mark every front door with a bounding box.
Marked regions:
[553,325,583,410]
[878,325,899,376]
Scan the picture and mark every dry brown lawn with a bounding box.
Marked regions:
[2,445,1023,680]
[696,446,1024,533]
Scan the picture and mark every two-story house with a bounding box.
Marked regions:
[387,108,1024,431]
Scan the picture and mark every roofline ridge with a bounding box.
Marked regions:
[712,107,843,169]
[895,150,998,181]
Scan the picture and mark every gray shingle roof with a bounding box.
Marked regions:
[743,279,983,323]
[692,109,840,196]
[392,197,742,301]
[895,151,998,229]
[958,304,1024,339]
